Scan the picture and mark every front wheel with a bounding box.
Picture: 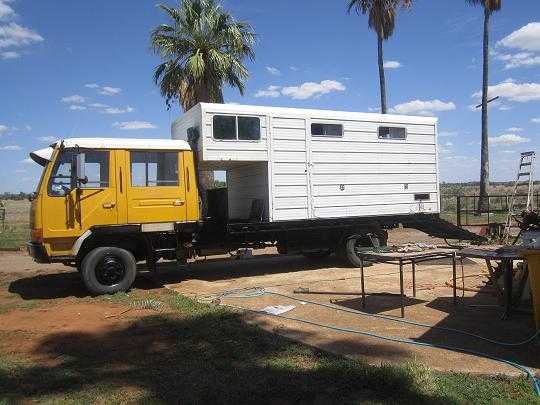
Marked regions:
[81,247,137,295]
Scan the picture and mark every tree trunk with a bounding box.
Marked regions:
[377,32,387,114]
[478,8,490,213]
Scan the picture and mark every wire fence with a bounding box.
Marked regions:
[440,193,539,227]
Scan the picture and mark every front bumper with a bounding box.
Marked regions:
[26,241,50,263]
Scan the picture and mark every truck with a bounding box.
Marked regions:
[27,103,476,294]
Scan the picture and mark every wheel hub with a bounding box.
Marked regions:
[95,255,126,286]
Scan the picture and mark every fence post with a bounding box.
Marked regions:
[456,195,461,227]
[487,196,490,225]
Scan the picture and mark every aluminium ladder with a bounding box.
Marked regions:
[503,151,536,243]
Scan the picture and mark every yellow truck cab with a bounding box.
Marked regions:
[28,138,200,294]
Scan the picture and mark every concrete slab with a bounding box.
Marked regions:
[152,243,539,377]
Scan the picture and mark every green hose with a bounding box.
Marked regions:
[210,286,540,396]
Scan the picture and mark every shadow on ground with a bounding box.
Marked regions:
[8,271,158,300]
[0,307,460,404]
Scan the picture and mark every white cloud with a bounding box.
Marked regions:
[494,50,540,69]
[0,124,8,134]
[85,83,122,96]
[1,50,18,59]
[61,95,86,104]
[99,86,121,96]
[497,22,540,52]
[20,157,33,164]
[265,66,281,76]
[531,117,540,123]
[390,99,456,115]
[383,60,402,69]
[38,136,57,142]
[113,121,156,130]
[0,144,21,150]
[472,80,540,103]
[254,85,281,98]
[0,22,43,49]
[14,168,27,174]
[439,131,458,137]
[281,80,346,100]
[69,105,87,111]
[89,102,109,108]
[289,66,299,71]
[102,106,134,115]
[0,1,15,21]
[489,134,530,146]
[507,127,523,132]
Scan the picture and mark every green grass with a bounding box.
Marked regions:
[0,200,30,249]
[0,300,39,315]
[1,291,538,404]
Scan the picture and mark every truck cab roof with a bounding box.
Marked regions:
[29,138,191,166]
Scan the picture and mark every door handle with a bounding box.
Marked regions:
[173,200,185,206]
[102,202,116,209]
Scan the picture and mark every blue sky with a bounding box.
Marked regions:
[0,0,539,192]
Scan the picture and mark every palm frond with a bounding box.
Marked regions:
[151,0,256,111]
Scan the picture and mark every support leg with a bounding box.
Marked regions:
[412,260,417,298]
[452,253,457,305]
[503,259,513,319]
[360,256,366,309]
[399,258,405,318]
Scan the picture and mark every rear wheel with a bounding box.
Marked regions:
[343,232,386,267]
[81,247,136,295]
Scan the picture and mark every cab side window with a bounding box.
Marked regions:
[48,149,110,197]
[130,151,179,187]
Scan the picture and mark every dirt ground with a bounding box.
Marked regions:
[0,228,537,381]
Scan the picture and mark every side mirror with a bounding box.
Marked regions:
[71,153,87,189]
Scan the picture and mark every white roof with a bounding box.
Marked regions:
[195,103,438,125]
[54,138,191,151]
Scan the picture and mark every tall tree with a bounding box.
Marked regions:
[347,0,412,114]
[467,0,501,212]
[151,0,256,112]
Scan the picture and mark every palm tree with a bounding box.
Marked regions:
[151,0,256,112]
[467,0,501,212]
[347,0,412,114]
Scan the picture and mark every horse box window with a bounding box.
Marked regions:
[213,115,261,140]
[378,126,407,140]
[311,123,343,137]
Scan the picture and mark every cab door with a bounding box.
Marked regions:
[41,148,118,255]
[126,150,187,224]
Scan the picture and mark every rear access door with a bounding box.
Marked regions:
[124,150,187,224]
[269,116,311,221]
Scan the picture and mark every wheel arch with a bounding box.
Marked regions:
[76,227,148,264]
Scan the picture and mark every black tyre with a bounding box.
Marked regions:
[344,235,366,267]
[302,249,332,259]
[81,247,136,295]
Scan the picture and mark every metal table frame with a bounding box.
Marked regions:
[458,248,525,319]
[358,250,458,318]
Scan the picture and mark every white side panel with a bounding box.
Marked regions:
[270,117,309,221]
[309,119,439,219]
[226,162,269,220]
[171,105,202,153]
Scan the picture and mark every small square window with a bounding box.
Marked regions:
[311,123,343,137]
[378,126,407,140]
[238,116,260,140]
[213,115,236,140]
